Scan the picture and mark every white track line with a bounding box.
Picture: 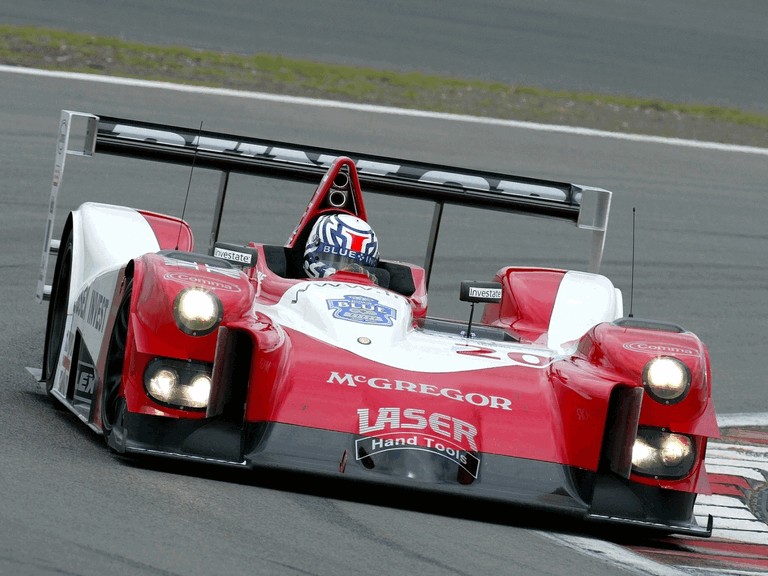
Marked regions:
[705,465,766,481]
[708,446,768,460]
[709,530,768,546]
[2,64,767,156]
[695,505,758,520]
[718,413,768,428]
[697,495,752,508]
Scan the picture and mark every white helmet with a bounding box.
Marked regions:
[303,214,379,278]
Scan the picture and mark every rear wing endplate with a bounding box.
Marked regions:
[37,110,611,300]
[36,112,98,302]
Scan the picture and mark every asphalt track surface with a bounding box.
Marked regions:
[3,0,768,114]
[1,4,768,576]
[1,67,767,576]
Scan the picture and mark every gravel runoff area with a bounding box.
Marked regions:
[1,25,767,149]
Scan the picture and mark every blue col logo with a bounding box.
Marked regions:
[327,294,397,326]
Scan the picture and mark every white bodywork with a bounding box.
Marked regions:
[546,270,624,352]
[256,271,622,373]
[49,203,161,407]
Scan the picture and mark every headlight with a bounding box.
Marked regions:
[144,358,212,410]
[642,356,690,404]
[173,287,222,336]
[184,373,213,407]
[631,428,696,478]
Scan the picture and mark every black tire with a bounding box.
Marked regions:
[101,279,132,451]
[43,235,73,395]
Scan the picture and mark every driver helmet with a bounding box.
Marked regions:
[303,213,379,278]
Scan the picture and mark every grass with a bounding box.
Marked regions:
[1,24,766,147]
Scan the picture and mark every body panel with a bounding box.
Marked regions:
[31,111,718,537]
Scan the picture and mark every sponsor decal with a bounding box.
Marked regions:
[468,286,502,300]
[73,360,95,403]
[328,372,512,410]
[326,295,396,326]
[454,347,552,366]
[163,271,241,292]
[317,244,377,268]
[213,246,254,265]
[356,407,480,476]
[358,407,478,449]
[113,124,186,146]
[623,341,698,356]
[52,324,76,395]
[73,286,110,333]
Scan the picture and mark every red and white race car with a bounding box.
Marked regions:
[31,110,719,536]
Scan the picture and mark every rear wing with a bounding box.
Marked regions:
[37,110,612,301]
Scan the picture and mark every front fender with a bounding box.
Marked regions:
[122,252,255,417]
[576,318,718,437]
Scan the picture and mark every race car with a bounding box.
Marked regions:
[31,110,719,537]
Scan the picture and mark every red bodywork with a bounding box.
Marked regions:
[112,158,717,498]
[39,113,719,537]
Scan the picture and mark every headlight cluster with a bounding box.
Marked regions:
[144,358,212,410]
[631,428,696,479]
[642,356,691,404]
[174,287,222,336]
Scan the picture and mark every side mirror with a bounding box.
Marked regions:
[212,242,258,268]
[459,281,502,339]
[459,281,502,303]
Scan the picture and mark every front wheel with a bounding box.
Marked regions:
[101,280,132,451]
[43,235,73,395]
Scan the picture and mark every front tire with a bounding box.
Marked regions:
[43,235,73,395]
[101,280,132,451]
